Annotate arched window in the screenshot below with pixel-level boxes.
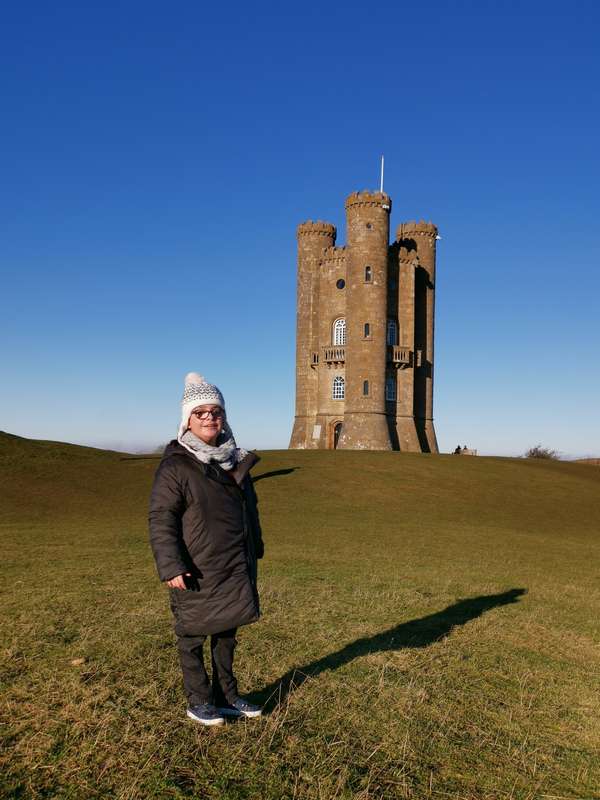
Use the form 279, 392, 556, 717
332, 376, 345, 400
333, 318, 346, 346
365, 265, 372, 282
387, 320, 398, 346
386, 377, 396, 401
363, 380, 369, 396
364, 322, 370, 338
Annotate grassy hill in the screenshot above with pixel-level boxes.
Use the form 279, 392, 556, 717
1, 433, 599, 799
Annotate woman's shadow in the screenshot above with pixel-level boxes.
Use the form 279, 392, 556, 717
252, 468, 297, 484
253, 588, 526, 710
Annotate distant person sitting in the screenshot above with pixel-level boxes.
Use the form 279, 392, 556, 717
454, 445, 462, 454
149, 372, 264, 726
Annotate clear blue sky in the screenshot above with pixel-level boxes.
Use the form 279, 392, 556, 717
2, 1, 599, 456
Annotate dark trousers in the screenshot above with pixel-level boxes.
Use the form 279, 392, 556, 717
175, 628, 238, 707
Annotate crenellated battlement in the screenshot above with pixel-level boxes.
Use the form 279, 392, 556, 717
297, 221, 337, 240
396, 220, 438, 239
322, 246, 347, 264
398, 248, 418, 264
345, 191, 392, 211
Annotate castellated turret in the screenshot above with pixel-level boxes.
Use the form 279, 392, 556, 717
289, 190, 439, 452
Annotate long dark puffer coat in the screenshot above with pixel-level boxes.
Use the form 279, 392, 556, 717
148, 440, 263, 636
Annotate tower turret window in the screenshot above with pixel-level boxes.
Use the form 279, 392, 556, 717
364, 266, 372, 282
387, 320, 398, 346
332, 376, 345, 400
363, 380, 369, 396
364, 322, 370, 338
332, 318, 346, 346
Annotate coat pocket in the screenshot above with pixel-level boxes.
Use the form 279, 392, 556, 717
168, 572, 259, 637
169, 586, 207, 637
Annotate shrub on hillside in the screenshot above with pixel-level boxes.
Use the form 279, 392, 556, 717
524, 444, 560, 460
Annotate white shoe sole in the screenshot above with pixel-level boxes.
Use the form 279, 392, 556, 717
186, 709, 225, 726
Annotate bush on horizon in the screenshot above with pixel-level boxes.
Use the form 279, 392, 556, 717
524, 444, 560, 460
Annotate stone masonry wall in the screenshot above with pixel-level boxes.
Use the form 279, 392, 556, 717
289, 194, 438, 453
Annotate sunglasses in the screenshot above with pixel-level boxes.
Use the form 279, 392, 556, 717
191, 408, 224, 420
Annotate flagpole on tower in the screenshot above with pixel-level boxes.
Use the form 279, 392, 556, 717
380, 154, 385, 193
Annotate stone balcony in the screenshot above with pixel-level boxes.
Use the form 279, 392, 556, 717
322, 346, 345, 366
388, 345, 411, 367
312, 344, 418, 368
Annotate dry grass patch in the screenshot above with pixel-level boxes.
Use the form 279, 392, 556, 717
1, 436, 599, 798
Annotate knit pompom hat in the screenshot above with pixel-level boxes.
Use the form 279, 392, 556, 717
178, 372, 226, 438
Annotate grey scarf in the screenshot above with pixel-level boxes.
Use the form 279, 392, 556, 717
179, 421, 248, 470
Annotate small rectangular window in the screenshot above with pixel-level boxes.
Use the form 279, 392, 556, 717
363, 380, 369, 396
386, 377, 396, 401
387, 320, 398, 346
364, 322, 370, 338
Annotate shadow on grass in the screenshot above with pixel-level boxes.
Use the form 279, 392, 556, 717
254, 588, 526, 710
252, 468, 298, 483
120, 455, 161, 461
118, 465, 299, 481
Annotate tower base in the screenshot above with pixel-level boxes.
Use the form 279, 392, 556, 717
289, 416, 322, 449
289, 416, 309, 449
394, 416, 422, 452
415, 418, 439, 454
337, 413, 392, 450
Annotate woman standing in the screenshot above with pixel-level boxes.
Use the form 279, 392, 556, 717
149, 372, 264, 726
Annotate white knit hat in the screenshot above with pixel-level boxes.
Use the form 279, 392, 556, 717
178, 372, 226, 437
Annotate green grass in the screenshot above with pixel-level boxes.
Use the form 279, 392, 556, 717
1, 430, 600, 799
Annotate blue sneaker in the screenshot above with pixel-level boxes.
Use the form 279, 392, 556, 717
218, 697, 263, 718
186, 703, 225, 726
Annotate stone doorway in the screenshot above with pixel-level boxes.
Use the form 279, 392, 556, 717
330, 420, 343, 449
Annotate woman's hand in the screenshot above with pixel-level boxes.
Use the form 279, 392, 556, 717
166, 572, 192, 589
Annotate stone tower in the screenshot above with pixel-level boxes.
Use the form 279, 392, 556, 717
289, 189, 439, 452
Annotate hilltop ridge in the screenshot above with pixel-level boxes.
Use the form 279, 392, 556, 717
0, 430, 131, 460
